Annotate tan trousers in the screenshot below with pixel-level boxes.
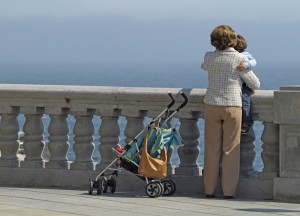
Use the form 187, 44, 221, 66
204, 104, 242, 196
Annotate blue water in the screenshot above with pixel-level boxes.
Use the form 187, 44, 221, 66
1, 61, 299, 171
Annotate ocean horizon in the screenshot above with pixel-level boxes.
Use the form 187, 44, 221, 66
1, 61, 299, 89
1, 61, 299, 171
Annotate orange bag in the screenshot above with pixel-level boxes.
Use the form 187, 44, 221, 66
138, 133, 167, 178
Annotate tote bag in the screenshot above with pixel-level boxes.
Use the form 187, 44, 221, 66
138, 133, 167, 178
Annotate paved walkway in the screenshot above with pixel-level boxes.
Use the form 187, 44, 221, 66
1, 187, 300, 216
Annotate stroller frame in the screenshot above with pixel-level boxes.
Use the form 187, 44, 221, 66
88, 91, 188, 197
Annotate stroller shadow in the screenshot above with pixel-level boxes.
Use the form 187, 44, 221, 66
80, 190, 206, 199
81, 191, 150, 198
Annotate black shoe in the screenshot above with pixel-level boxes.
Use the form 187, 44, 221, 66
241, 124, 252, 134
224, 195, 234, 199
206, 194, 215, 198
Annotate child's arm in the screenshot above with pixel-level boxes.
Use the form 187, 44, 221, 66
237, 52, 257, 72
245, 52, 257, 68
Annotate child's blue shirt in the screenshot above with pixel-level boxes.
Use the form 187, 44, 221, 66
242, 51, 257, 71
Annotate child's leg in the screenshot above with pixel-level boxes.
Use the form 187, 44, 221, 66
241, 84, 253, 133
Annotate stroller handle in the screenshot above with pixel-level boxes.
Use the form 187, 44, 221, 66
152, 91, 175, 122
167, 91, 175, 109
176, 91, 188, 112
163, 91, 189, 123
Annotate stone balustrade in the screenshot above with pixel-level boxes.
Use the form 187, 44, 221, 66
0, 84, 298, 202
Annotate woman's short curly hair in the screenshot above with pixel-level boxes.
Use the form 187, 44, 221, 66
210, 25, 237, 50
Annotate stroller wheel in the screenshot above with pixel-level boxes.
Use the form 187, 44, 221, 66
169, 180, 176, 195
109, 176, 117, 193
102, 177, 108, 193
97, 179, 102, 195
88, 179, 94, 195
157, 182, 164, 197
145, 182, 162, 198
161, 180, 176, 196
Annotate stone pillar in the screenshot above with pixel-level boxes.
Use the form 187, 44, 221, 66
259, 122, 279, 179
96, 116, 120, 170
0, 114, 20, 167
240, 127, 256, 178
70, 115, 95, 170
175, 118, 201, 176
273, 86, 300, 202
20, 114, 45, 168
46, 114, 70, 169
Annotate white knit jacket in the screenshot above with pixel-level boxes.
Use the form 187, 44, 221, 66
201, 47, 260, 107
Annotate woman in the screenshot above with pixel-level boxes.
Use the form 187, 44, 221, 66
201, 25, 260, 199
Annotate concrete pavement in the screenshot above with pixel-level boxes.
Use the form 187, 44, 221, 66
1, 187, 300, 216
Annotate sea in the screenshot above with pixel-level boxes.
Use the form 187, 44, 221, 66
1, 61, 299, 171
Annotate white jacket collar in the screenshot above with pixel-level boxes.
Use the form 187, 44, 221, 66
215, 47, 236, 52
224, 47, 236, 52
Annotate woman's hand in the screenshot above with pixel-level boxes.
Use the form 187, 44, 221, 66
236, 62, 246, 72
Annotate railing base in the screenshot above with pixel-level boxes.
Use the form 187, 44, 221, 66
0, 159, 19, 168
175, 166, 203, 176
274, 177, 300, 203
45, 161, 70, 169
0, 167, 274, 200
70, 162, 95, 170
170, 175, 273, 199
20, 160, 44, 169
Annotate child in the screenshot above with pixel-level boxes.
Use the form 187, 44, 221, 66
235, 35, 257, 134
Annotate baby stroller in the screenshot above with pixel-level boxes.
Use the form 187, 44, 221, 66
88, 91, 188, 198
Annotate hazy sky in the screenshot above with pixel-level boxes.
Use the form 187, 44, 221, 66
1, 0, 300, 22
0, 0, 300, 64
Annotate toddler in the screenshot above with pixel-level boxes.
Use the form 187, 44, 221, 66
235, 35, 257, 134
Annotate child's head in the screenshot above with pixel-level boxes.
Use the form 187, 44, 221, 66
235, 35, 247, 53
210, 25, 237, 50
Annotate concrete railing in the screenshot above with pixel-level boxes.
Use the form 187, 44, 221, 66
0, 84, 299, 202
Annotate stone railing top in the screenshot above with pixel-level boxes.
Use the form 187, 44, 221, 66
0, 84, 204, 100
279, 86, 300, 91
0, 84, 275, 120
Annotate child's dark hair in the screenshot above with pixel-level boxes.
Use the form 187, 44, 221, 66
235, 35, 247, 53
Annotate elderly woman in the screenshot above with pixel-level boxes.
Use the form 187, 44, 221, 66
201, 25, 260, 199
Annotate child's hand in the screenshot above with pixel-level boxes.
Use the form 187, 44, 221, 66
236, 62, 246, 72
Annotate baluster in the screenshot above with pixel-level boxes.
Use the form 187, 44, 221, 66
124, 116, 144, 144
167, 145, 175, 175
20, 114, 45, 168
70, 115, 95, 170
46, 114, 70, 169
240, 127, 256, 178
0, 114, 20, 167
259, 122, 279, 179
96, 116, 120, 170
175, 118, 201, 175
